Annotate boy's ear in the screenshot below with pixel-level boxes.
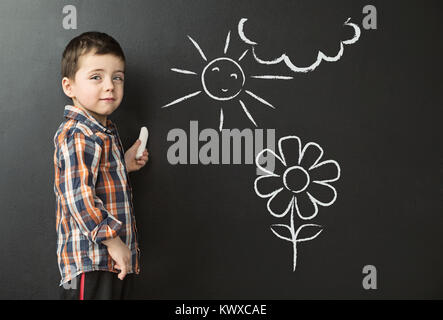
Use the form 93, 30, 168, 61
62, 77, 74, 98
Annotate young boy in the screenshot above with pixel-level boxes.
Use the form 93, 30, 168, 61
53, 32, 149, 300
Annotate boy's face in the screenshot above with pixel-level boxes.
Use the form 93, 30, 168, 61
62, 51, 125, 126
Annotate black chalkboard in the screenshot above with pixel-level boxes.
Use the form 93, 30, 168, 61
0, 0, 442, 299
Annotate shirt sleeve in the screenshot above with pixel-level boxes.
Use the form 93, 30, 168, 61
59, 130, 123, 244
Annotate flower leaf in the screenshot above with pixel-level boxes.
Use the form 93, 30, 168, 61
270, 224, 293, 242
294, 224, 323, 243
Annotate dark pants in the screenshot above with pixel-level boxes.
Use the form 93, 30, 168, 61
59, 271, 133, 300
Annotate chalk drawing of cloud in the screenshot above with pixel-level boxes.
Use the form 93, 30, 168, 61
238, 17, 361, 73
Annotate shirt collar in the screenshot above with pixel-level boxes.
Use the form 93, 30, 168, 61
64, 105, 116, 134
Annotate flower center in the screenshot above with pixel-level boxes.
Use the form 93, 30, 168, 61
283, 166, 310, 193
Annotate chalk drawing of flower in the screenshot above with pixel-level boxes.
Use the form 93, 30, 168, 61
254, 135, 341, 270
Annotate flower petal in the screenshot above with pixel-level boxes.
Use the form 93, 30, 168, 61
254, 174, 282, 198
266, 188, 294, 218
307, 181, 338, 206
278, 136, 301, 167
300, 142, 324, 170
255, 148, 285, 176
309, 160, 341, 183
294, 192, 319, 220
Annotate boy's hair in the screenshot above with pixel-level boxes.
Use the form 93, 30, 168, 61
61, 31, 125, 80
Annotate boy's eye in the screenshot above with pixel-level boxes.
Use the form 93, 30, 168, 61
89, 75, 124, 81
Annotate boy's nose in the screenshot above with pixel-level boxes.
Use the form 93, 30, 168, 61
104, 77, 115, 91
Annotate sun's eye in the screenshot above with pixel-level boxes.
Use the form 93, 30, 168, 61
230, 73, 238, 79
211, 67, 220, 72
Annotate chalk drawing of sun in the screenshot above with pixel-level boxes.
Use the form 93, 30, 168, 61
162, 30, 292, 131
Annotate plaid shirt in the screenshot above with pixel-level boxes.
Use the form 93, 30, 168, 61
53, 105, 140, 286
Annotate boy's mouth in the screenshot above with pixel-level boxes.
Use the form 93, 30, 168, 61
100, 98, 115, 101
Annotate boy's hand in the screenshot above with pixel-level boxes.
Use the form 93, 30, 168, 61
103, 236, 132, 280
125, 139, 149, 173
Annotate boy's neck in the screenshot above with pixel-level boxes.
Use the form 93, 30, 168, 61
75, 104, 107, 127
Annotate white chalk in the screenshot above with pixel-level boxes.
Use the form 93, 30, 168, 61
136, 127, 149, 159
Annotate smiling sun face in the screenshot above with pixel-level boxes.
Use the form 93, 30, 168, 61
202, 57, 246, 101
162, 30, 293, 131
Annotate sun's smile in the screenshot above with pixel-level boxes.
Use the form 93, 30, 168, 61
162, 30, 293, 131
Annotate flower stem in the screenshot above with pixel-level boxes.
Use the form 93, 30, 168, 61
289, 199, 297, 271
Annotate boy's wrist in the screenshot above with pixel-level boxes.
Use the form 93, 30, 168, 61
124, 158, 132, 173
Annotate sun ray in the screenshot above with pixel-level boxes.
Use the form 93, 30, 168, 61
171, 68, 198, 75
245, 90, 275, 109
187, 35, 207, 61
239, 100, 257, 127
162, 91, 202, 108
224, 31, 231, 55
219, 108, 224, 131
250, 75, 293, 80
238, 49, 249, 61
